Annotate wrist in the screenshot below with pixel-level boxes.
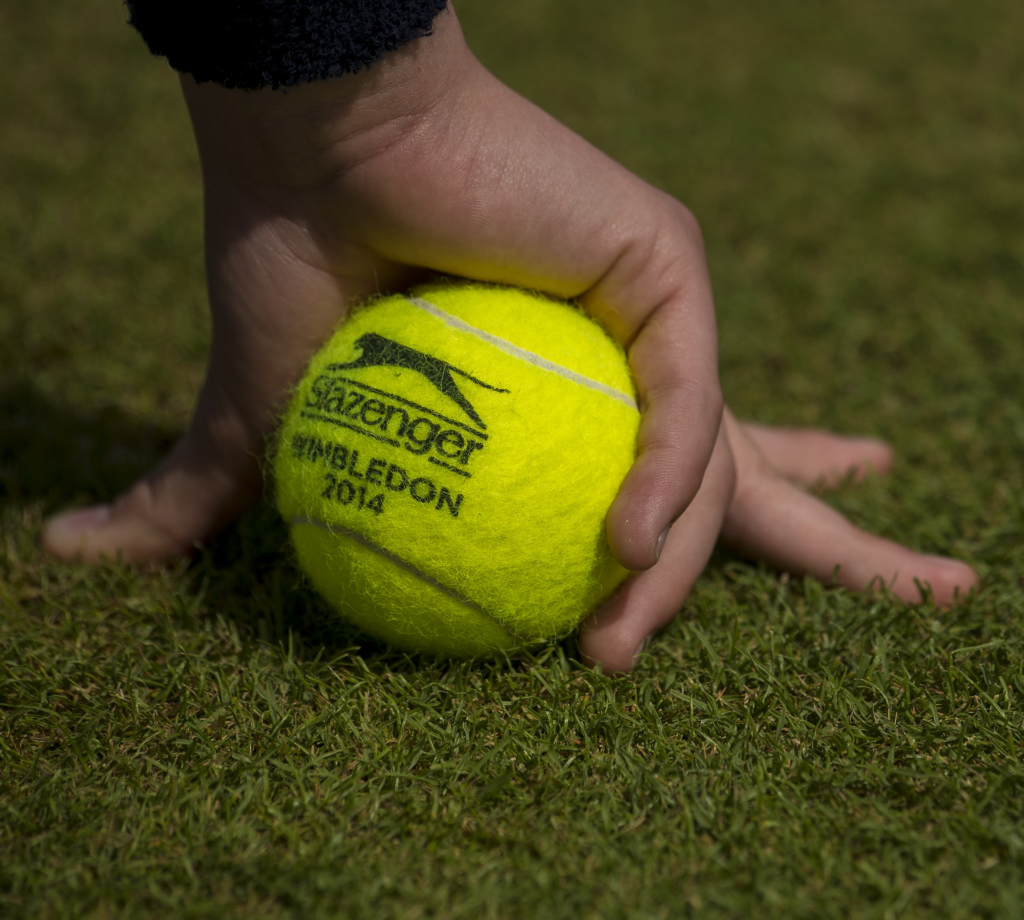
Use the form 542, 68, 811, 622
179, 5, 478, 190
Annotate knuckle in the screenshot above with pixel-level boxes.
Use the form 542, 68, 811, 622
656, 194, 704, 250
640, 375, 723, 430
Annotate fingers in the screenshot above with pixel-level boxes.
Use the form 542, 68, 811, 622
721, 411, 978, 605
592, 202, 723, 572
578, 419, 736, 674
578, 409, 977, 676
741, 422, 893, 488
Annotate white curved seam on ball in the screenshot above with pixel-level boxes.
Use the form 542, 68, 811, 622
290, 515, 521, 641
407, 296, 639, 412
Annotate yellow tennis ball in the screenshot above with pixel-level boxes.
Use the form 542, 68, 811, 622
275, 282, 640, 656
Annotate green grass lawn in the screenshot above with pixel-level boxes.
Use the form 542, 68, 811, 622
3, 0, 1024, 916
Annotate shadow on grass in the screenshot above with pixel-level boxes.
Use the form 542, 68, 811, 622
190, 499, 379, 659
0, 381, 180, 508
191, 502, 554, 678
0, 381, 333, 652
0, 381, 596, 675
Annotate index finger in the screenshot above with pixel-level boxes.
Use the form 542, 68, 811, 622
580, 198, 723, 571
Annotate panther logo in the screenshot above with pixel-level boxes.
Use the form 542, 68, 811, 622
328, 333, 509, 429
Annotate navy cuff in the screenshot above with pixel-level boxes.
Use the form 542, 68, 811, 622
126, 0, 449, 89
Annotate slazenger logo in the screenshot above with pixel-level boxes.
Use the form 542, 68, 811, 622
300, 332, 509, 478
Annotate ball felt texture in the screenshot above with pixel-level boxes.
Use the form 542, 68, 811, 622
275, 282, 641, 656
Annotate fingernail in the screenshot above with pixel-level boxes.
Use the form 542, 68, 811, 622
54, 504, 112, 535
634, 632, 655, 660
655, 525, 671, 561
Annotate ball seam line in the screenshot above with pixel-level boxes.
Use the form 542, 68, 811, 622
407, 296, 639, 411
290, 514, 522, 642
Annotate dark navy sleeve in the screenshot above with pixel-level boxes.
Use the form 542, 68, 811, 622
125, 0, 450, 90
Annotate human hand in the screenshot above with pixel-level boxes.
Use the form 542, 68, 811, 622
41, 6, 976, 675
578, 409, 979, 672
43, 4, 720, 575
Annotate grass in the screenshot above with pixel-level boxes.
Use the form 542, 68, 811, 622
2, 0, 1024, 916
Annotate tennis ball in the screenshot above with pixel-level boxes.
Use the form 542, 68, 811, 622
275, 281, 640, 657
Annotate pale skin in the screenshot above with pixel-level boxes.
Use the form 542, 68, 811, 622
42, 6, 977, 672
